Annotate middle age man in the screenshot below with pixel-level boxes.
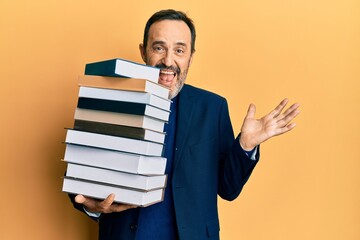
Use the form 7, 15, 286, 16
72, 9, 300, 240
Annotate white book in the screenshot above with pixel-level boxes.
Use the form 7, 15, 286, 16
78, 86, 171, 111
78, 75, 170, 99
74, 108, 166, 132
62, 177, 164, 207
64, 144, 166, 175
65, 129, 163, 156
84, 58, 160, 83
65, 163, 167, 191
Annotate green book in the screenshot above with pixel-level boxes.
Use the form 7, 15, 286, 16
85, 58, 160, 83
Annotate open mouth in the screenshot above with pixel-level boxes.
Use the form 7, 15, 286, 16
159, 69, 176, 84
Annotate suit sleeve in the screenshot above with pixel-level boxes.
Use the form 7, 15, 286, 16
217, 99, 260, 201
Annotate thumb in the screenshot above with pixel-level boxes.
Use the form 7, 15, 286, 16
102, 193, 116, 207
245, 103, 256, 119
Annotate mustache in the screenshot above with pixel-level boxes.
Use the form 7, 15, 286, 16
155, 64, 180, 75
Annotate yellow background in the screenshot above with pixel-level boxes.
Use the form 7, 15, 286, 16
1, 0, 359, 239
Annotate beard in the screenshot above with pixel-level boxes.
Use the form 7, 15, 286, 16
154, 63, 189, 99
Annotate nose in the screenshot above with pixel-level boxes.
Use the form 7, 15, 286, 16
161, 51, 173, 67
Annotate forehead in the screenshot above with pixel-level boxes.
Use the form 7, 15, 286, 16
148, 20, 191, 45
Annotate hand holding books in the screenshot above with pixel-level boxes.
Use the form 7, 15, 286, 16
75, 194, 137, 214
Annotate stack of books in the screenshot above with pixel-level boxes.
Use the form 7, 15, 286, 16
62, 58, 171, 207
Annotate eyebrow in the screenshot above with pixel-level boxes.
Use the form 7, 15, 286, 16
175, 42, 188, 48
152, 40, 188, 48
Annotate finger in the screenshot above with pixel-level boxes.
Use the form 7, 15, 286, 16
270, 98, 289, 118
277, 103, 300, 120
245, 103, 256, 119
75, 194, 86, 204
277, 107, 300, 127
273, 122, 297, 136
75, 195, 99, 213
111, 203, 138, 212
281, 122, 297, 134
100, 193, 116, 208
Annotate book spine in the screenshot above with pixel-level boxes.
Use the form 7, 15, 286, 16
73, 119, 165, 144
66, 163, 166, 191
84, 59, 118, 77
62, 177, 164, 206
64, 144, 166, 175
65, 129, 163, 156
78, 75, 169, 99
77, 97, 146, 115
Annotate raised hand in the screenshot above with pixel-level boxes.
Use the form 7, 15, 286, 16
75, 194, 137, 214
239, 98, 300, 150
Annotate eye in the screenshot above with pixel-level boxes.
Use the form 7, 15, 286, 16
176, 48, 185, 55
153, 45, 165, 53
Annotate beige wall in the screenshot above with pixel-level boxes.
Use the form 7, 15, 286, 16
1, 0, 359, 239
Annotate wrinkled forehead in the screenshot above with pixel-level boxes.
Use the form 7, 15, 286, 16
147, 20, 192, 47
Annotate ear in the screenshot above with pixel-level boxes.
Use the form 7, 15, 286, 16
139, 43, 146, 63
189, 52, 195, 66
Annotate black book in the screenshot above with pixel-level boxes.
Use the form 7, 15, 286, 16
78, 86, 171, 111
74, 119, 165, 144
77, 97, 169, 121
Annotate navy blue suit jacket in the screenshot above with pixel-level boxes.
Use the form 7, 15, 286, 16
70, 84, 259, 240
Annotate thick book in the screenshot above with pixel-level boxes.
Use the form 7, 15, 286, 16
65, 163, 167, 191
77, 97, 170, 121
84, 58, 160, 83
78, 75, 170, 99
62, 177, 164, 206
74, 108, 166, 132
64, 144, 166, 175
78, 86, 171, 111
74, 119, 165, 144
65, 129, 163, 156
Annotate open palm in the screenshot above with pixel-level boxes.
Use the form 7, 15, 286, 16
239, 99, 300, 150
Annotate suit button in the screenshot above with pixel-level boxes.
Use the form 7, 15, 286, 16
130, 224, 138, 230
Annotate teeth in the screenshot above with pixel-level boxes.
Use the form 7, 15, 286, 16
160, 70, 175, 75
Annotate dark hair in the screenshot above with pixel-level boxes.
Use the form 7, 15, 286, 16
143, 9, 196, 54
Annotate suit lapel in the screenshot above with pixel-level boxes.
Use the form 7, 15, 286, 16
173, 85, 196, 171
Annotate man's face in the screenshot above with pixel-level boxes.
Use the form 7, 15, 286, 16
140, 20, 194, 99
